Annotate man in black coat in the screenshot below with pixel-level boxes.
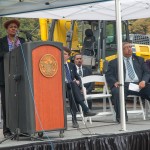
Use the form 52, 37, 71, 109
74, 54, 94, 109
0, 19, 25, 138
106, 42, 150, 123
63, 47, 96, 128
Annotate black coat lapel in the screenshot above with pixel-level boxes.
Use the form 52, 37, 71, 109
132, 56, 140, 79
68, 63, 73, 80
82, 67, 85, 76
3, 36, 9, 52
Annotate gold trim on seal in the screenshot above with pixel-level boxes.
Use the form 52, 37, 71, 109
39, 54, 58, 77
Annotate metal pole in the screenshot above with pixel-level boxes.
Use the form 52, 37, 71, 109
115, 0, 126, 131
67, 20, 75, 49
49, 19, 57, 41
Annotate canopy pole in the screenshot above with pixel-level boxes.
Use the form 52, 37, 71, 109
115, 0, 126, 131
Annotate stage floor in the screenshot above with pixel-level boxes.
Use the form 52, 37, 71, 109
0, 112, 150, 149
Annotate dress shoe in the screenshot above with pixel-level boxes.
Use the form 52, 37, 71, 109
4, 132, 13, 138
72, 120, 79, 128
84, 110, 96, 117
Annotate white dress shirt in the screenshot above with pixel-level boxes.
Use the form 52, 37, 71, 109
76, 65, 83, 77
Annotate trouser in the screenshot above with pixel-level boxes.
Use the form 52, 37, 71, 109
87, 100, 92, 109
111, 82, 150, 119
67, 81, 89, 120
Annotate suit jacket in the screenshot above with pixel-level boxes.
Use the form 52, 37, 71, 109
67, 62, 83, 89
105, 55, 150, 89
0, 36, 25, 85
67, 62, 81, 81
81, 65, 94, 94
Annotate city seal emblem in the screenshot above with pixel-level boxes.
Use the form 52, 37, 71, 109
39, 54, 58, 77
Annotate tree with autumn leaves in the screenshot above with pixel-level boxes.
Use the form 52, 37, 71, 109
129, 18, 150, 35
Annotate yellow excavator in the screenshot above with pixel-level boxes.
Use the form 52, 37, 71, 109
39, 18, 150, 73
39, 18, 80, 56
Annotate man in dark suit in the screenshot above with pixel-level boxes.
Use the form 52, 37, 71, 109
106, 42, 150, 123
63, 47, 96, 128
0, 19, 25, 138
74, 54, 94, 109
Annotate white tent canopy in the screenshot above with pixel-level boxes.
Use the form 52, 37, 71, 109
0, 0, 109, 17
3, 0, 150, 20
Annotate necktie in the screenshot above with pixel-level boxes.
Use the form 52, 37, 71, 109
64, 64, 72, 82
78, 67, 82, 77
126, 58, 135, 80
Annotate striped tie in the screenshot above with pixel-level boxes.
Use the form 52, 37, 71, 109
126, 58, 135, 80
78, 67, 82, 77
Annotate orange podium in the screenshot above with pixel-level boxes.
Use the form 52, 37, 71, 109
4, 41, 66, 134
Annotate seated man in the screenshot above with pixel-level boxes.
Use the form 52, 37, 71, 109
63, 46, 96, 128
74, 54, 94, 109
105, 42, 150, 123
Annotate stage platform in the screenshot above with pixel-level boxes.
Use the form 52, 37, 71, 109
0, 112, 150, 150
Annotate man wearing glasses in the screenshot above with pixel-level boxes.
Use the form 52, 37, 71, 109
106, 42, 150, 123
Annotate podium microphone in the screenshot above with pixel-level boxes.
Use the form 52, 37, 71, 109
20, 30, 33, 41
19, 30, 26, 33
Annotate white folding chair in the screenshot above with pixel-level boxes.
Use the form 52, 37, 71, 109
80, 75, 115, 124
144, 99, 150, 119
127, 95, 145, 120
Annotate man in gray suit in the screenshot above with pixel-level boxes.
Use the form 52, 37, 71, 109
106, 42, 150, 123
74, 54, 94, 109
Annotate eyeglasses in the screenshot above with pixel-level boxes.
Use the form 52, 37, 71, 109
123, 45, 132, 49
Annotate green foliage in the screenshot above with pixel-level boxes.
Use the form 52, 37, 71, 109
1, 17, 150, 43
